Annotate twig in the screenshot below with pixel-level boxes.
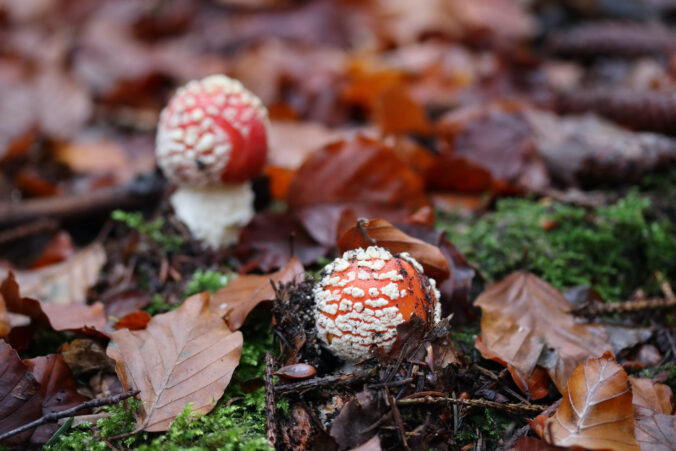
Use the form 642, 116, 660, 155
275, 368, 377, 395
0, 218, 59, 245
0, 390, 140, 441
572, 296, 676, 316
397, 395, 546, 414
385, 386, 410, 451
264, 353, 277, 448
356, 218, 377, 245
0, 174, 164, 227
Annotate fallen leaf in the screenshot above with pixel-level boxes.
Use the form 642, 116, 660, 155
330, 390, 381, 449
513, 437, 576, 450
29, 231, 75, 269
42, 302, 107, 332
53, 139, 131, 182
1, 243, 106, 305
114, 311, 152, 331
634, 413, 676, 451
107, 292, 243, 431
60, 338, 115, 377
350, 435, 382, 451
287, 136, 428, 211
432, 104, 549, 194
268, 120, 343, 170
24, 354, 89, 443
0, 291, 10, 337
337, 218, 450, 282
235, 212, 327, 272
475, 272, 612, 394
630, 377, 673, 415
540, 352, 638, 450
212, 257, 305, 330
374, 84, 431, 135
0, 341, 43, 446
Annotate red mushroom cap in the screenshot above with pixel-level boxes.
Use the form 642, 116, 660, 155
156, 75, 268, 186
314, 246, 440, 362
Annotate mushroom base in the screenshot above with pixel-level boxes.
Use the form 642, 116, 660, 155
170, 183, 254, 249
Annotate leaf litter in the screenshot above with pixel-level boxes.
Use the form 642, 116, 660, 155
1, 0, 676, 449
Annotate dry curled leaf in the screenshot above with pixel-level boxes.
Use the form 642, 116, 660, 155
107, 292, 243, 431
0, 341, 42, 446
1, 243, 106, 305
539, 352, 638, 451
337, 218, 450, 282
211, 257, 304, 330
475, 272, 612, 395
630, 377, 673, 415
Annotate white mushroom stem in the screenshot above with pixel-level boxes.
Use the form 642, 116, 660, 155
170, 183, 254, 249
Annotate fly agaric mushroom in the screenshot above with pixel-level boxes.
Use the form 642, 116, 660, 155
155, 74, 268, 248
314, 246, 440, 363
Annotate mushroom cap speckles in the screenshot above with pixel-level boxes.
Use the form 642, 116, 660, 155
314, 246, 441, 363
156, 74, 269, 186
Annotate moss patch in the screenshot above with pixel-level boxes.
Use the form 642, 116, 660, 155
439, 191, 676, 301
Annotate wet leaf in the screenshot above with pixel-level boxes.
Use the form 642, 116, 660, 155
287, 136, 428, 211
540, 352, 638, 450
475, 272, 612, 394
211, 257, 304, 330
0, 341, 42, 446
107, 292, 243, 431
24, 354, 88, 443
337, 218, 450, 281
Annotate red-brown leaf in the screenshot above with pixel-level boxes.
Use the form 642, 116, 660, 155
540, 352, 638, 450
211, 258, 305, 330
114, 311, 152, 331
287, 136, 428, 211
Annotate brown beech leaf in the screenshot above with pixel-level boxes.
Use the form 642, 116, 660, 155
42, 302, 107, 332
432, 105, 549, 194
330, 390, 381, 450
630, 377, 673, 415
1, 243, 106, 305
287, 136, 428, 211
268, 120, 343, 170
337, 218, 449, 282
541, 352, 638, 450
0, 341, 42, 446
29, 231, 75, 269
24, 354, 88, 443
475, 272, 612, 394
634, 413, 676, 451
513, 437, 576, 451
107, 292, 243, 432
212, 258, 304, 330
0, 292, 10, 337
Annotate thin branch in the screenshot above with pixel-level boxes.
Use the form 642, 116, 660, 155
356, 218, 377, 245
385, 386, 410, 451
0, 390, 140, 441
275, 368, 377, 395
264, 353, 277, 448
397, 395, 546, 414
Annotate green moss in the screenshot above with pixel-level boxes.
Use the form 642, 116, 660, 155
439, 191, 676, 301
184, 270, 232, 297
456, 408, 514, 449
51, 315, 274, 450
112, 210, 183, 253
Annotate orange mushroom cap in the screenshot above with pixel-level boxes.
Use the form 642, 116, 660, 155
314, 246, 440, 362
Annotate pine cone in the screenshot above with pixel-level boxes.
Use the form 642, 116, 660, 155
548, 22, 676, 59
557, 88, 676, 134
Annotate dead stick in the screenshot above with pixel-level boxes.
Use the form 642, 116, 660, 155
385, 386, 410, 451
572, 296, 676, 315
356, 218, 377, 245
0, 390, 140, 441
0, 218, 59, 245
0, 175, 164, 227
275, 368, 377, 395
397, 396, 545, 414
264, 353, 277, 448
